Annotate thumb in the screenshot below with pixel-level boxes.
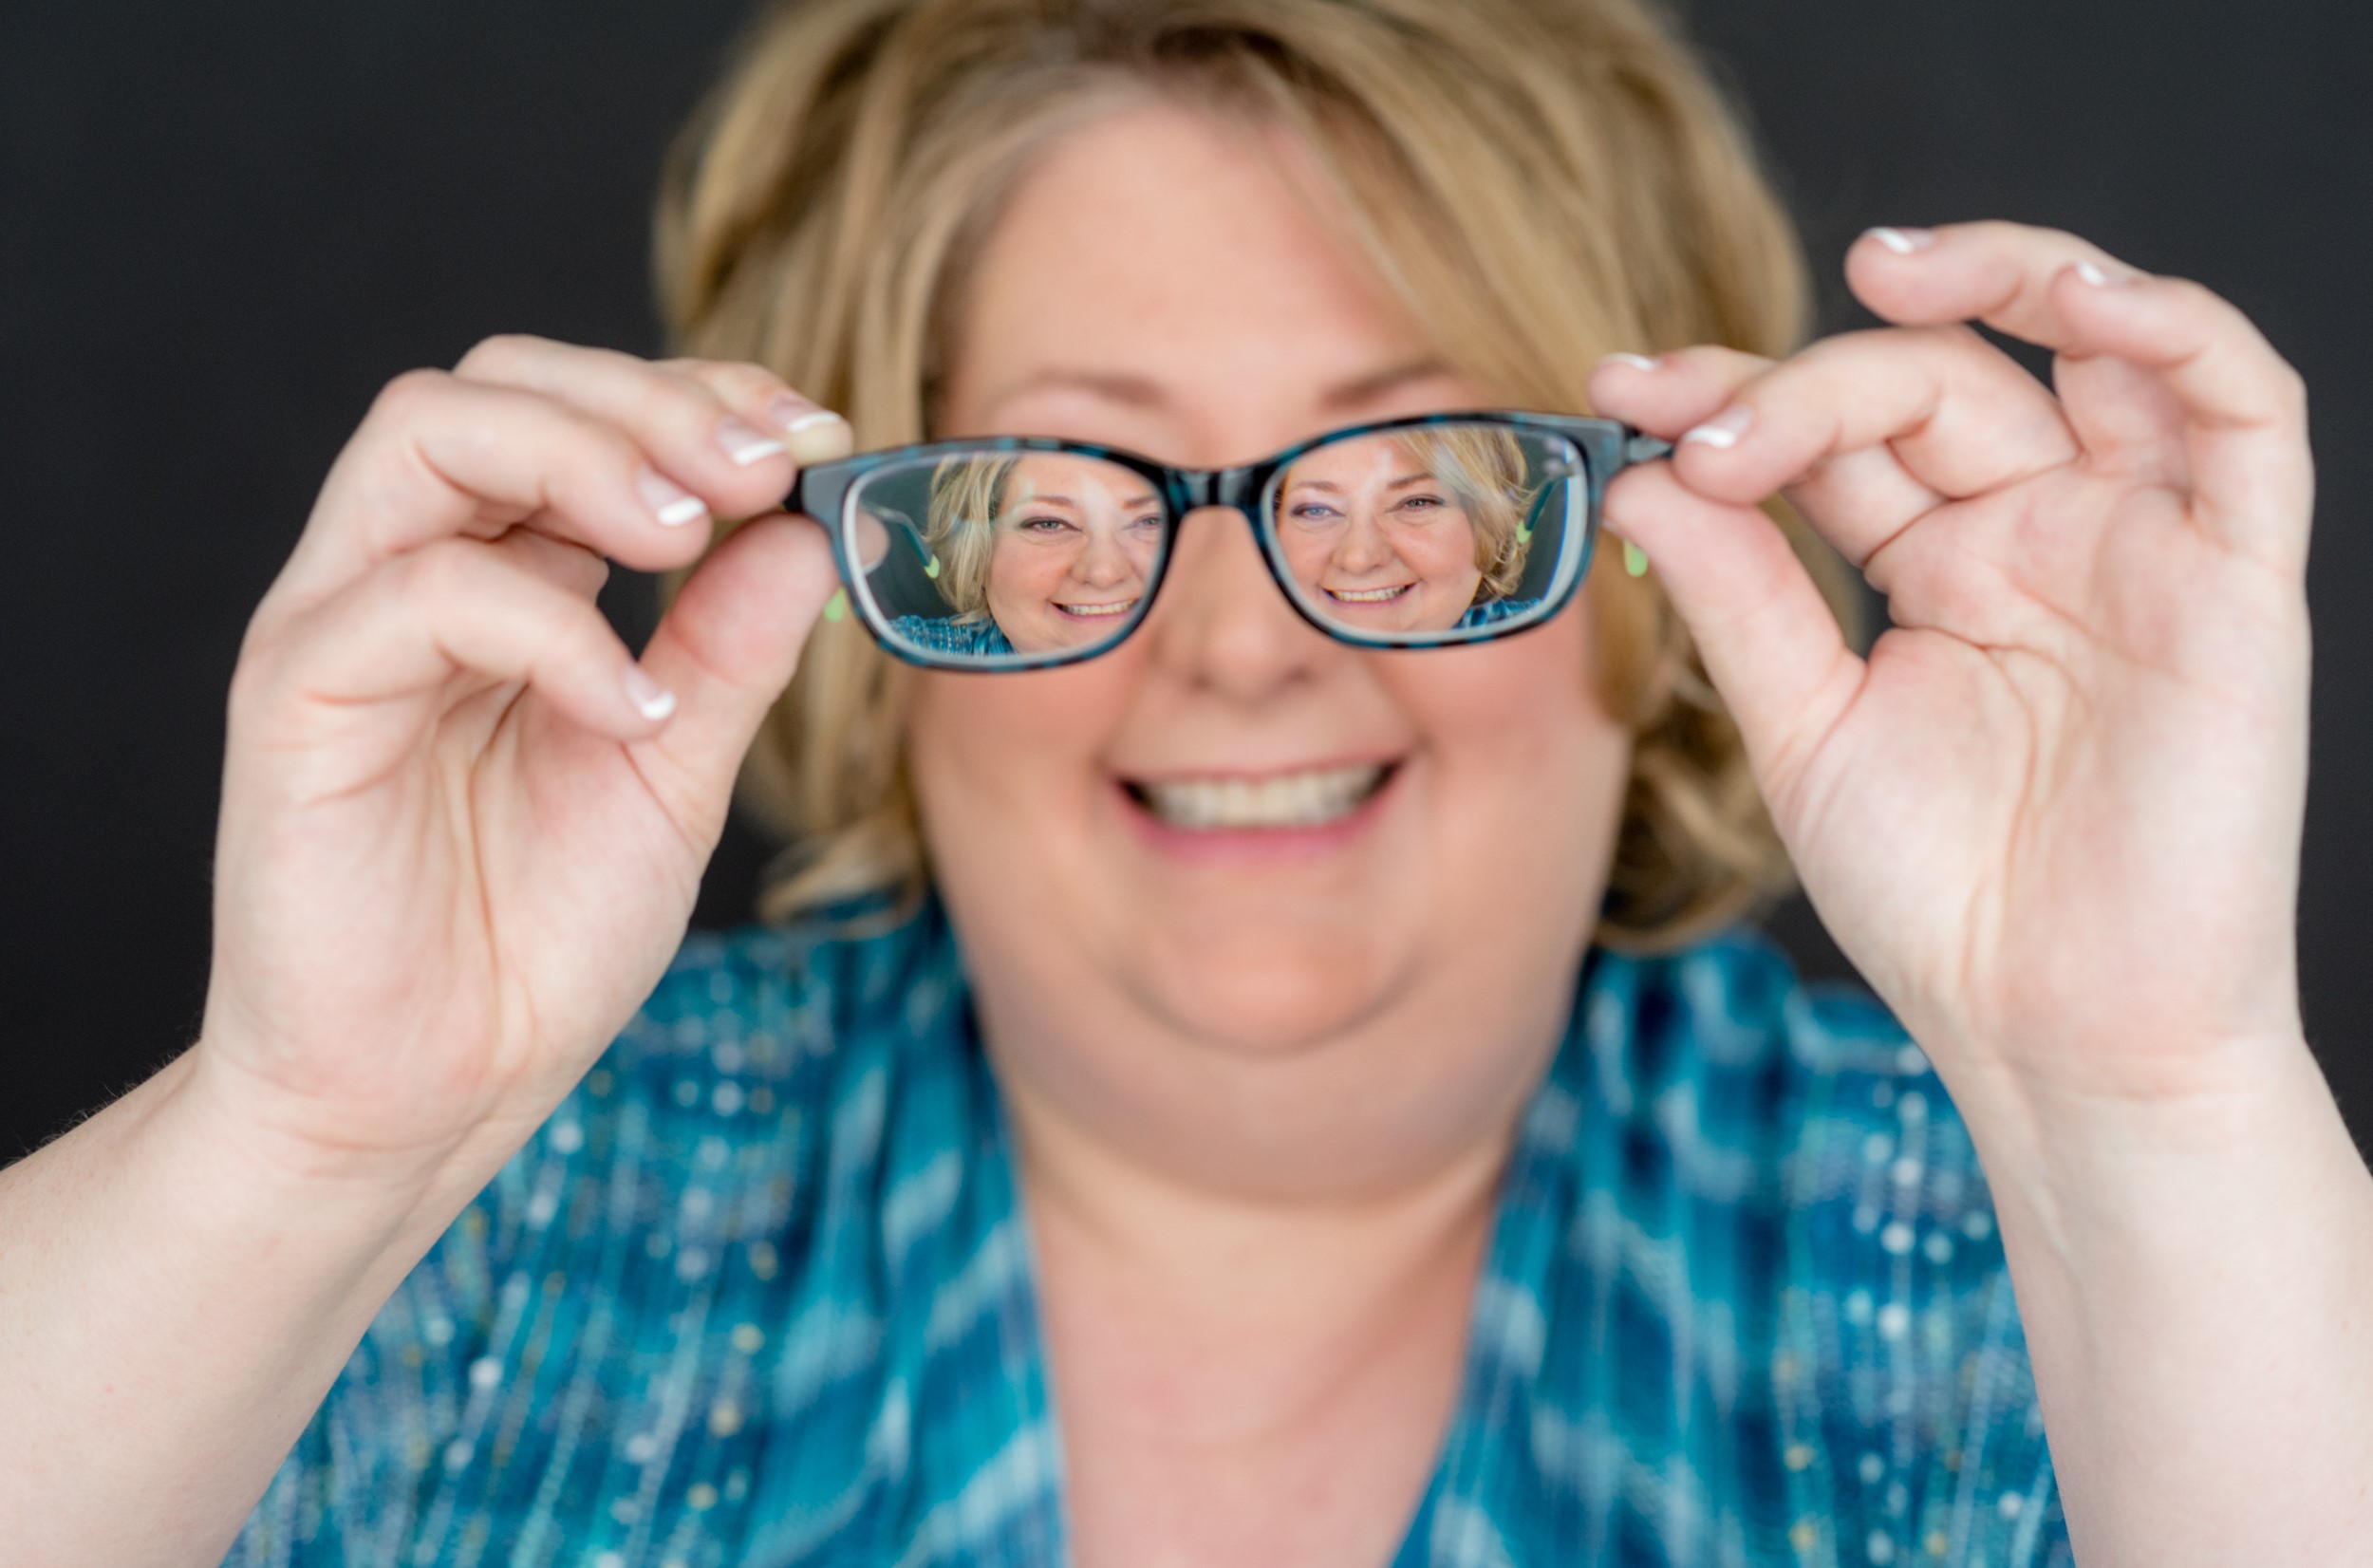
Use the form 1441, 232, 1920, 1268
1602, 463, 1861, 785
629, 511, 839, 827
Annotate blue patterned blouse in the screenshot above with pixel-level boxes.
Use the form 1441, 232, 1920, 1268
228, 902, 2070, 1567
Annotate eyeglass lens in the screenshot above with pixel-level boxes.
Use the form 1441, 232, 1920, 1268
841, 422, 1591, 668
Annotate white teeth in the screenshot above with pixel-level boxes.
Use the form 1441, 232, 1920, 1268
1138, 764, 1387, 830
1057, 599, 1136, 617
1327, 585, 1408, 604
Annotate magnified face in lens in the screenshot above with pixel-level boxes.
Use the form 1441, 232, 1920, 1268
921, 452, 1165, 655
1274, 426, 1534, 636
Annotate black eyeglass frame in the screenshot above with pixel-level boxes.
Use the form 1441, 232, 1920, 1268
792, 409, 1672, 673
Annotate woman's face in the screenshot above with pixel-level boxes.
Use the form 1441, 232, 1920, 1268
983, 452, 1165, 652
912, 104, 1633, 1195
1275, 435, 1485, 633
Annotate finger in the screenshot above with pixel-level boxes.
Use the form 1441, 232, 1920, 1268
1783, 447, 1947, 568
1601, 461, 1860, 784
1663, 326, 2081, 565
1595, 343, 1952, 567
1851, 225, 2312, 565
627, 511, 842, 818
272, 371, 724, 613
1586, 345, 1770, 438
491, 527, 609, 602
656, 357, 855, 468
2044, 266, 2313, 566
253, 538, 675, 760
453, 336, 836, 515
1841, 220, 2127, 351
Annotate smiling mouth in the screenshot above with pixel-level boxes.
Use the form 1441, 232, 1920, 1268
1324, 584, 1411, 605
1056, 598, 1138, 618
1124, 762, 1392, 831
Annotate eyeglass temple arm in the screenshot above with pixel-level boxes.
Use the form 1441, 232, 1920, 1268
1622, 431, 1673, 466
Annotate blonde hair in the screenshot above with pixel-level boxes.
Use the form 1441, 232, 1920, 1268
659, 0, 1848, 949
1393, 426, 1531, 603
924, 454, 1018, 620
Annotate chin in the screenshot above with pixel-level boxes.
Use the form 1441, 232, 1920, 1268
1123, 911, 1414, 1057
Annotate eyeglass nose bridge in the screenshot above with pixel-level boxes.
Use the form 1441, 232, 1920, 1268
1173, 465, 1261, 516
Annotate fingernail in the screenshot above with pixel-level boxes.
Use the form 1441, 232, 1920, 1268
2075, 259, 2134, 288
769, 397, 853, 464
716, 416, 786, 467
636, 467, 708, 528
1867, 226, 1937, 255
1622, 540, 1651, 577
1599, 352, 1662, 373
1679, 405, 1753, 451
622, 663, 676, 721
767, 393, 820, 430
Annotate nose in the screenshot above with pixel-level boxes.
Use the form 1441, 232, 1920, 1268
1073, 521, 1135, 589
1141, 505, 1336, 702
1336, 509, 1394, 576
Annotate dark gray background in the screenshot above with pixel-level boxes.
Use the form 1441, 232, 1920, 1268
4, 0, 2366, 1158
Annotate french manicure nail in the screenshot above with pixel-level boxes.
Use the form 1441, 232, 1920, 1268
1867, 226, 1938, 255
622, 663, 676, 721
787, 412, 853, 465
1680, 405, 1753, 451
2075, 259, 2133, 288
636, 467, 709, 528
1600, 352, 1662, 373
769, 395, 854, 460
717, 416, 787, 467
766, 393, 820, 429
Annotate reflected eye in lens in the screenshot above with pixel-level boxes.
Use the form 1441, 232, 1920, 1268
843, 449, 1168, 667
1262, 422, 1589, 644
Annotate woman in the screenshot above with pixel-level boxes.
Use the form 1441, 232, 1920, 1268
4, 0, 2366, 1565
889, 451, 1166, 657
1274, 426, 1539, 634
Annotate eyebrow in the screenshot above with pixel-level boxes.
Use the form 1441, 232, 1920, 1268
1317, 358, 1457, 413
1283, 472, 1435, 494
1010, 491, 1164, 510
989, 368, 1167, 409
985, 356, 1459, 421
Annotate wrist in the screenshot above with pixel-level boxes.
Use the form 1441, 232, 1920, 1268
1943, 1030, 2364, 1267
166, 1042, 494, 1248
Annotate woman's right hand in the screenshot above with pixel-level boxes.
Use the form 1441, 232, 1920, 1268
192, 336, 846, 1189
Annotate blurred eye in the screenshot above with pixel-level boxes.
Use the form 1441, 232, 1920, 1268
1394, 492, 1448, 514
1128, 512, 1163, 532
1016, 513, 1075, 533
1287, 501, 1343, 526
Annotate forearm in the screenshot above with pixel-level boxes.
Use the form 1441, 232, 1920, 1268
1960, 1038, 2373, 1568
0, 1049, 487, 1567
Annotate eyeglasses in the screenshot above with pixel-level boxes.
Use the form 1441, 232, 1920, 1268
793, 410, 1671, 672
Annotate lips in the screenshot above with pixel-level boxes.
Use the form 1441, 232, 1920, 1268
1124, 762, 1392, 830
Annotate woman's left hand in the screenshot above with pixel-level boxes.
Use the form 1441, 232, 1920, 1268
1589, 220, 2312, 1129
1592, 218, 2373, 1568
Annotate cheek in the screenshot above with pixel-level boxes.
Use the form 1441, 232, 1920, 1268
907, 656, 1134, 878
1389, 608, 1631, 889
1276, 525, 1325, 570
988, 538, 1053, 601
1389, 518, 1467, 574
